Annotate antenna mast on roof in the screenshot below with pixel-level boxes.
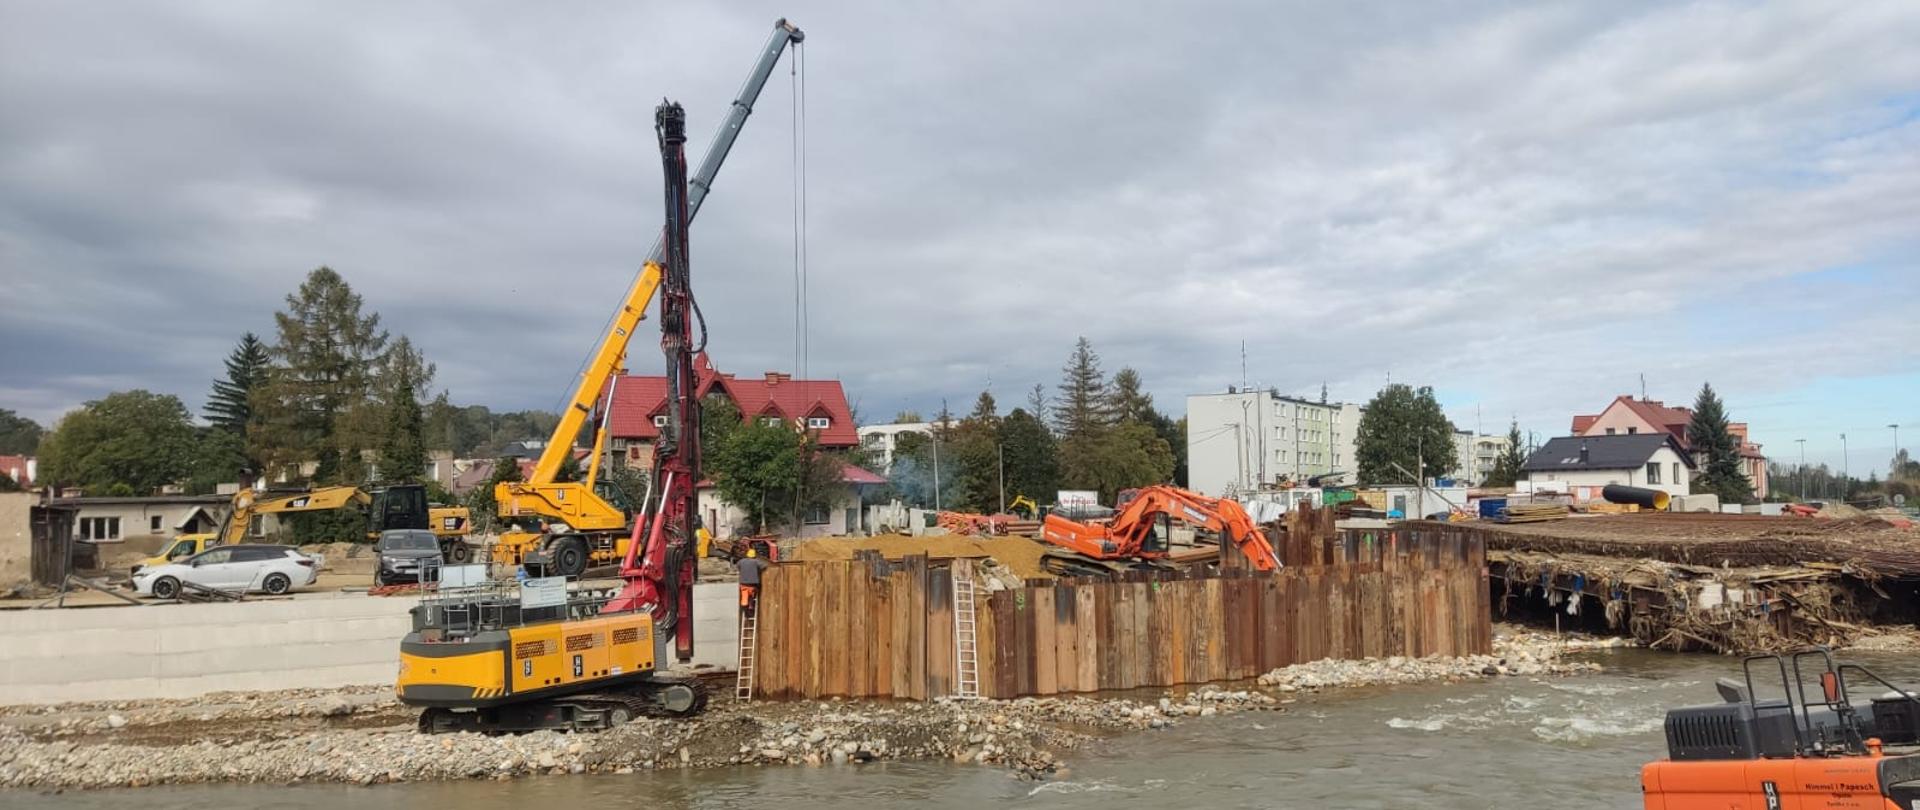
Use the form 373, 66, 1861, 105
1639, 373, 1646, 400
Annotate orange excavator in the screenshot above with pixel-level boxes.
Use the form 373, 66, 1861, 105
1038, 484, 1280, 577
1641, 648, 1919, 809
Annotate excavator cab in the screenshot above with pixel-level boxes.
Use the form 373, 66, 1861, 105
367, 484, 432, 535
1140, 513, 1172, 556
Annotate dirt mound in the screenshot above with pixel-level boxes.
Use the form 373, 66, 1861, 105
788, 534, 1055, 580
298, 542, 372, 573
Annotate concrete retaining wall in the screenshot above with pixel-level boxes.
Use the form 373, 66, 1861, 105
0, 583, 739, 705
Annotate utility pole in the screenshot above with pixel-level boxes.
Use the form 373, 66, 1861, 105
1795, 438, 1806, 501
997, 442, 1005, 515
931, 429, 942, 512
1892, 424, 1902, 478
1840, 433, 1849, 500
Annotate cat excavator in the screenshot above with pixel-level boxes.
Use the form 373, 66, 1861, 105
1038, 484, 1281, 577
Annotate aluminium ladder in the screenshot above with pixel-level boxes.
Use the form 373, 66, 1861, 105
952, 563, 981, 699
735, 608, 759, 701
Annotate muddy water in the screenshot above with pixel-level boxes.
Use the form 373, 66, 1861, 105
16, 649, 1918, 810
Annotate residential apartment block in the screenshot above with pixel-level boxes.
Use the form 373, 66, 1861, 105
1187, 390, 1363, 496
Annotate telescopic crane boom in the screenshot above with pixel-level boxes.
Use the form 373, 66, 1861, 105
491, 18, 804, 580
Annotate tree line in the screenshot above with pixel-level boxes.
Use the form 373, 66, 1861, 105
872, 337, 1186, 512
28, 268, 555, 500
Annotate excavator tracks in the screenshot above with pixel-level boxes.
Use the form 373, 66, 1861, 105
416, 676, 710, 735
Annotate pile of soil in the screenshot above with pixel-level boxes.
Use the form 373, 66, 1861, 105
788, 534, 1056, 580
297, 542, 372, 574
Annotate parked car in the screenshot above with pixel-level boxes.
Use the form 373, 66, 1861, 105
374, 529, 444, 586
131, 544, 320, 599
130, 534, 224, 576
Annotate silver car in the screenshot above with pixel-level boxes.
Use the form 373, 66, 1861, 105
131, 544, 321, 599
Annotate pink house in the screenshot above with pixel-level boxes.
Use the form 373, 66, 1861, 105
1570, 396, 1767, 498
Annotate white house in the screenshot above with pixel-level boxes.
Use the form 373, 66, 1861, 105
1521, 434, 1693, 501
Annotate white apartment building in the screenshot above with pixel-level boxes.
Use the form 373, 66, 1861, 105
1187, 390, 1363, 497
855, 422, 933, 474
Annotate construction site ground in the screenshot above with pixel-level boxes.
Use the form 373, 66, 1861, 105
1448, 512, 1920, 576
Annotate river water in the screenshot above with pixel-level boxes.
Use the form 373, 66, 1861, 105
17, 649, 1918, 810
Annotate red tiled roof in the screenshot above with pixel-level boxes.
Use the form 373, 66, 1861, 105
607, 353, 858, 447
1570, 415, 1597, 434
1573, 396, 1692, 447
839, 461, 886, 486
0, 455, 30, 485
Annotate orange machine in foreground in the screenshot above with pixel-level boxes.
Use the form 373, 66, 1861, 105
1039, 485, 1279, 576
1641, 649, 1919, 809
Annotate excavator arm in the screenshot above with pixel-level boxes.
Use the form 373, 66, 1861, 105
220, 486, 371, 545
1040, 485, 1280, 572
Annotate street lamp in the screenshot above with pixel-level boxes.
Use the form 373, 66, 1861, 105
1892, 424, 1902, 478
1795, 438, 1806, 501
1840, 433, 1849, 499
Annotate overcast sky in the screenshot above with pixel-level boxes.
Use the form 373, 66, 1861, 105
2, 1, 1916, 475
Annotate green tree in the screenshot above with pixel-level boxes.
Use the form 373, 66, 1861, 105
376, 337, 432, 483
1024, 383, 1050, 429
708, 420, 845, 532
887, 427, 955, 508
465, 456, 524, 532
1482, 421, 1527, 488
1353, 384, 1458, 484
1055, 337, 1115, 494
700, 396, 744, 454
999, 407, 1058, 506
891, 410, 923, 424
0, 408, 46, 455
1687, 383, 1754, 503
949, 391, 1004, 513
1110, 367, 1184, 489
203, 333, 270, 436
254, 267, 390, 484
184, 426, 250, 494
38, 391, 199, 494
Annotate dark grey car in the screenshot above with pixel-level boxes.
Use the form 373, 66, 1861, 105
375, 529, 443, 586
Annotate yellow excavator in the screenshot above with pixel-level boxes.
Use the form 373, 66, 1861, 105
398, 19, 803, 734
132, 484, 473, 574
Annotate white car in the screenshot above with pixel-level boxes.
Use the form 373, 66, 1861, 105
131, 543, 321, 599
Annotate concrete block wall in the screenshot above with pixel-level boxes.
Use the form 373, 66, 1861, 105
0, 582, 740, 705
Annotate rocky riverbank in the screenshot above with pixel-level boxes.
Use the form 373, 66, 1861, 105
1256, 630, 1619, 691
0, 629, 1615, 791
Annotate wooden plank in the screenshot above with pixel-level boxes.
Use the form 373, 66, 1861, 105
829, 562, 850, 698
1033, 586, 1057, 696
994, 591, 1018, 698
1128, 579, 1144, 687
1053, 583, 1078, 695
890, 568, 910, 698
908, 556, 928, 701
926, 565, 952, 699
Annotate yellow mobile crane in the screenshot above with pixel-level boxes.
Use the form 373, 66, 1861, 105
490, 18, 806, 579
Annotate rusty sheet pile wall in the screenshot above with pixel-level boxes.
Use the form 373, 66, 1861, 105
754, 523, 1489, 701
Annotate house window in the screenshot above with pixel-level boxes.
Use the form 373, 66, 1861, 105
1605, 428, 1616, 435
803, 502, 830, 525
807, 416, 830, 429
79, 516, 121, 541
761, 417, 783, 427
1646, 462, 1661, 484
1673, 462, 1682, 483
653, 415, 668, 427
1627, 427, 1638, 435
610, 438, 628, 451
150, 515, 162, 533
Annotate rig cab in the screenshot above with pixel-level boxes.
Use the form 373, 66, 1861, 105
1642, 648, 1920, 809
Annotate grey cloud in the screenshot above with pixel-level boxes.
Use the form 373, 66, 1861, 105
2, 1, 1916, 470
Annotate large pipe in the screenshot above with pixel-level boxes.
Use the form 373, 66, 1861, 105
1603, 484, 1670, 511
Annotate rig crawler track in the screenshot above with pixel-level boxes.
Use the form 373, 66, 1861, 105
417, 676, 709, 734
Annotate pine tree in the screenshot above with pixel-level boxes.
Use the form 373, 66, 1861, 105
951, 391, 1004, 512
1025, 384, 1050, 430
1687, 383, 1753, 503
204, 333, 269, 435
1054, 337, 1110, 438
254, 268, 390, 484
1110, 368, 1154, 424
1484, 420, 1526, 488
377, 337, 432, 483
999, 407, 1058, 506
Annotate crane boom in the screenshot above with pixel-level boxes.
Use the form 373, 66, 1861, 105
520, 17, 804, 490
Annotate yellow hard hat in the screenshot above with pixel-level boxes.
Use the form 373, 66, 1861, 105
745, 548, 757, 558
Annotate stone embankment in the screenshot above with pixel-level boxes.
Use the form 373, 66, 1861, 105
0, 629, 1616, 791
